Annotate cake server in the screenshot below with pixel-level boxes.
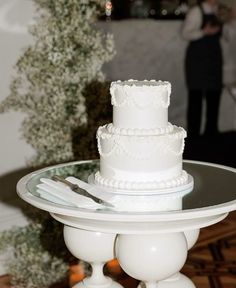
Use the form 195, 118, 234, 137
37, 188, 76, 207
51, 175, 114, 208
37, 180, 103, 209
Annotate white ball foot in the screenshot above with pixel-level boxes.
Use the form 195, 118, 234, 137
139, 273, 196, 288
184, 229, 200, 250
63, 226, 123, 288
116, 233, 188, 288
156, 273, 196, 288
137, 230, 200, 288
73, 277, 122, 288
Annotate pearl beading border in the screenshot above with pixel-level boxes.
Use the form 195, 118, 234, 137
106, 123, 174, 136
94, 170, 188, 191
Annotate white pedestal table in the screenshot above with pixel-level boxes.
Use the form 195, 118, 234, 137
17, 160, 236, 288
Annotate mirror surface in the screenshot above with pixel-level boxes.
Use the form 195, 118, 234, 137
25, 161, 236, 213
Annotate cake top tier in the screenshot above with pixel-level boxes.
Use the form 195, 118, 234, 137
110, 80, 171, 108
110, 80, 171, 130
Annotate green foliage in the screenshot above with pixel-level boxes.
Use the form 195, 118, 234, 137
0, 0, 115, 166
0, 0, 115, 287
0, 218, 68, 288
0, 160, 101, 287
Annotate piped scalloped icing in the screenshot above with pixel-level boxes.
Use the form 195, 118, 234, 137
106, 122, 174, 136
95, 170, 188, 191
97, 125, 186, 160
94, 79, 192, 194
110, 80, 171, 109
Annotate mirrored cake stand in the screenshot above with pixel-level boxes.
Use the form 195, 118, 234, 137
17, 160, 236, 288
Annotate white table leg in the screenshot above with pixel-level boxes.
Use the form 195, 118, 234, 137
184, 229, 200, 250
154, 229, 200, 288
63, 226, 123, 288
156, 273, 196, 288
115, 232, 195, 288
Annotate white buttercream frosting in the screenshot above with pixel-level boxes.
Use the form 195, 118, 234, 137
95, 79, 192, 197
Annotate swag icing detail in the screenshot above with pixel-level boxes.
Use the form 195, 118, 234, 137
97, 127, 186, 159
110, 80, 171, 109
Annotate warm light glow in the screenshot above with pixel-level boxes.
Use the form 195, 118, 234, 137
69, 263, 85, 287
105, 1, 112, 17
106, 2, 112, 10
106, 259, 123, 275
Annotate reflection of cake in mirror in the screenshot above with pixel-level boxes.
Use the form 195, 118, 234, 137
93, 80, 193, 211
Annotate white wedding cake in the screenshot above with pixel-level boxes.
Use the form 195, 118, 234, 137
91, 80, 193, 211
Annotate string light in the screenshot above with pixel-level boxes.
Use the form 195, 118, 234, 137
161, 9, 167, 16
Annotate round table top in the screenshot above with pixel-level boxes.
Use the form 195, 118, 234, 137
17, 160, 236, 233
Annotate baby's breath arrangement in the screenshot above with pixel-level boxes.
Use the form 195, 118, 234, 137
0, 218, 69, 288
0, 0, 115, 287
0, 160, 102, 287
0, 0, 115, 167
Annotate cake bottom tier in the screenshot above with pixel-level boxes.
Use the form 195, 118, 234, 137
94, 170, 188, 191
89, 172, 194, 212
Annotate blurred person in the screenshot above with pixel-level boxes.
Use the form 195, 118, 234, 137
182, 0, 233, 138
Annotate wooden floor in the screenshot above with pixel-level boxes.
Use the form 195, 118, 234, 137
183, 210, 236, 288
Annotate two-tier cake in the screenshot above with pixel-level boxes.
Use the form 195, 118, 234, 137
90, 80, 193, 211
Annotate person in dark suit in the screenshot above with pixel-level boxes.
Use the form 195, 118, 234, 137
182, 0, 223, 138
